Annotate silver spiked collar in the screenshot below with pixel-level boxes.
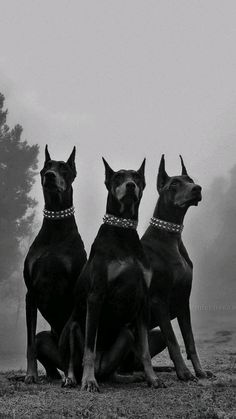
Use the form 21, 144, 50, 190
150, 217, 183, 234
43, 206, 75, 220
103, 214, 138, 230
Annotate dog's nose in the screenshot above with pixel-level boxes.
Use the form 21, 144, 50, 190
192, 185, 202, 193
126, 181, 136, 190
45, 171, 56, 181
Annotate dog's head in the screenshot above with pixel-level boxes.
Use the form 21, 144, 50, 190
102, 158, 146, 217
157, 155, 202, 210
40, 145, 76, 193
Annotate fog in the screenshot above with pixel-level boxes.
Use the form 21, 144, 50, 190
0, 0, 235, 369
189, 164, 236, 307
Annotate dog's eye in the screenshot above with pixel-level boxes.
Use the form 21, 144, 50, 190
170, 181, 179, 188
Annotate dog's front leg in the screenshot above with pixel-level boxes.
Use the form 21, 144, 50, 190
61, 320, 84, 388
156, 300, 196, 381
81, 293, 102, 392
177, 303, 213, 378
136, 318, 165, 388
25, 291, 38, 384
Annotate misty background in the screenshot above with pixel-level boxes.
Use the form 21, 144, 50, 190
0, 1, 235, 370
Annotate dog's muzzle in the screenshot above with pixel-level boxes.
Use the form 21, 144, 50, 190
43, 171, 66, 192
175, 185, 202, 208
115, 181, 140, 202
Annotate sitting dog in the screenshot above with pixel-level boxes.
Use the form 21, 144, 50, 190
141, 155, 212, 380
60, 158, 164, 392
24, 146, 87, 383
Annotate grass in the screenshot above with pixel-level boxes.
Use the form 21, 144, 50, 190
0, 340, 235, 419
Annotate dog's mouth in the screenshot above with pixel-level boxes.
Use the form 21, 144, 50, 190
43, 178, 64, 193
177, 193, 202, 208
121, 190, 139, 203
43, 179, 57, 189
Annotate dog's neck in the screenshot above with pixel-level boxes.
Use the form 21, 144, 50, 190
105, 192, 140, 221
42, 186, 77, 230
43, 186, 73, 212
154, 196, 188, 225
150, 197, 188, 235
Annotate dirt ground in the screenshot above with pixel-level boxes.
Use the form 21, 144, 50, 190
0, 327, 235, 419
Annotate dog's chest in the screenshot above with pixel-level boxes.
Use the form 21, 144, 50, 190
107, 257, 152, 288
172, 254, 192, 288
27, 244, 73, 279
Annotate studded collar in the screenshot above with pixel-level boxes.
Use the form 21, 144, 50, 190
150, 216, 183, 234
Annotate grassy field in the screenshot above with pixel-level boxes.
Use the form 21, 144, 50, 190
0, 311, 235, 418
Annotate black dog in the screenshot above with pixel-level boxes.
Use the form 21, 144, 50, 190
60, 158, 164, 392
24, 146, 87, 383
141, 155, 212, 380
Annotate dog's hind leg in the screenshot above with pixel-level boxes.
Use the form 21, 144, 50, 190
36, 331, 62, 381
25, 292, 38, 384
119, 329, 172, 374
177, 302, 213, 379
149, 328, 167, 357
97, 327, 135, 380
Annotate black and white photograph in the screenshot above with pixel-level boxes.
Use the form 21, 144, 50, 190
0, 1, 235, 417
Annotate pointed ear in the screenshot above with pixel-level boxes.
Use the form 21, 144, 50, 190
157, 154, 169, 192
45, 145, 51, 163
137, 158, 146, 188
137, 158, 146, 177
102, 157, 114, 189
67, 146, 77, 177
179, 155, 188, 176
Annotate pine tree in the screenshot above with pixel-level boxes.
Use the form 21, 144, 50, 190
0, 93, 39, 282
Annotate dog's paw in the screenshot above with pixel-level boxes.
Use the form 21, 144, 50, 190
24, 374, 38, 384
148, 377, 166, 388
177, 368, 197, 382
196, 369, 215, 379
81, 378, 99, 393
61, 377, 77, 388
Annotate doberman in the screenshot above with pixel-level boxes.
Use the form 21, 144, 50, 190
141, 155, 212, 380
59, 158, 165, 392
24, 146, 87, 384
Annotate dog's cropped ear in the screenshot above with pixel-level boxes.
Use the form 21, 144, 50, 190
157, 154, 169, 192
67, 146, 77, 177
179, 155, 188, 176
102, 157, 114, 189
45, 145, 51, 163
137, 158, 146, 188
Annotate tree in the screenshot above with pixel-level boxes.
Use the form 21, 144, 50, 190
0, 93, 39, 283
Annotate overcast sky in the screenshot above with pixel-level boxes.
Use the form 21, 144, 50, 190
1, 0, 236, 249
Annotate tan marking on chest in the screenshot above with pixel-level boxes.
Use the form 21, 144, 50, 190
107, 258, 152, 288
107, 258, 134, 282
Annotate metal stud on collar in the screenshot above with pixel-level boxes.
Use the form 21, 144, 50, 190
150, 217, 183, 234
103, 214, 138, 229
43, 206, 75, 220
